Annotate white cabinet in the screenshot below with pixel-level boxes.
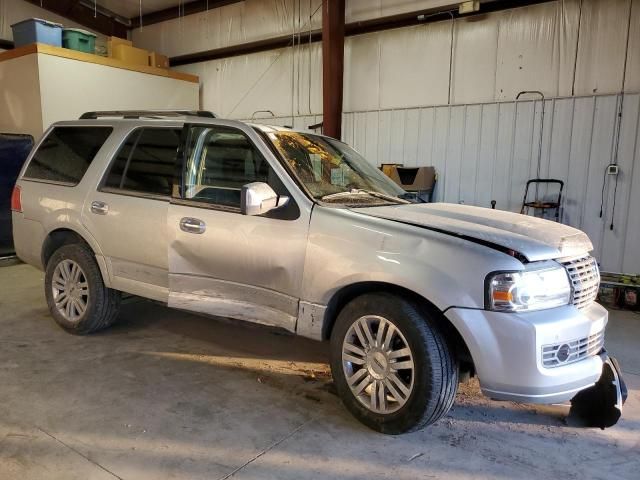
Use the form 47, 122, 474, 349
0, 44, 200, 139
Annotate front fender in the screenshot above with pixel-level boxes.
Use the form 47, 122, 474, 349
302, 207, 524, 310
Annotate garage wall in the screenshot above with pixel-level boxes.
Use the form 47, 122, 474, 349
141, 0, 640, 119
132, 0, 459, 59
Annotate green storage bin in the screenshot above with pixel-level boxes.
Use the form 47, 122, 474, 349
62, 28, 96, 53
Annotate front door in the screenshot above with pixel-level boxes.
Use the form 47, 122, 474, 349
167, 122, 311, 332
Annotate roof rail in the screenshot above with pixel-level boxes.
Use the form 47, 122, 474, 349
79, 110, 216, 120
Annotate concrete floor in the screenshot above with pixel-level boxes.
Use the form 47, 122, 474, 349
1, 262, 639, 480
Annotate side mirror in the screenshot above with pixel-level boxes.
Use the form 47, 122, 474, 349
241, 182, 289, 216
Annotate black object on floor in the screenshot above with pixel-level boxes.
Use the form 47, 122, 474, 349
567, 354, 627, 429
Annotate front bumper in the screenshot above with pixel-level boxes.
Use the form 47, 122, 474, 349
445, 302, 608, 404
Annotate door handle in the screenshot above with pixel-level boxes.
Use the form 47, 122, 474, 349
180, 217, 206, 234
90, 201, 109, 215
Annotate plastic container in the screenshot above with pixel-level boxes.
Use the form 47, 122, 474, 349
11, 18, 63, 48
62, 28, 96, 54
95, 43, 108, 57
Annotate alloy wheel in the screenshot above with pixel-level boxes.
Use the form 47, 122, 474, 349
52, 259, 89, 322
342, 315, 415, 414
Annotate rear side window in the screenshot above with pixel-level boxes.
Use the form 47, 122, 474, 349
103, 128, 181, 197
24, 127, 112, 185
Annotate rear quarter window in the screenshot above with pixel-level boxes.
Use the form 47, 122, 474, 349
24, 126, 113, 185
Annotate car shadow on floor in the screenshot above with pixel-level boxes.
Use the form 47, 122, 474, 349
102, 297, 331, 364
96, 298, 600, 430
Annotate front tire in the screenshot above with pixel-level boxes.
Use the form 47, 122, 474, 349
330, 293, 458, 434
45, 243, 121, 334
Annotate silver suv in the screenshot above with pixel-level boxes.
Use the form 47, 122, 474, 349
12, 110, 615, 433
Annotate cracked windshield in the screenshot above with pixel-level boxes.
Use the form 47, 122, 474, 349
266, 131, 412, 205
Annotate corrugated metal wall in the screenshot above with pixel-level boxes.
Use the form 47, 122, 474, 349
251, 93, 640, 274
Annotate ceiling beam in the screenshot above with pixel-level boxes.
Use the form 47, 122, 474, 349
130, 0, 242, 29
22, 0, 128, 37
171, 30, 322, 66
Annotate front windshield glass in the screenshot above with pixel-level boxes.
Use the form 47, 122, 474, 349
266, 131, 409, 205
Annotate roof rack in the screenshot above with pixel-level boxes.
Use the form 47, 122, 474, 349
79, 110, 216, 120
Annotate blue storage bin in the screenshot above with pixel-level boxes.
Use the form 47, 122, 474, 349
11, 18, 63, 48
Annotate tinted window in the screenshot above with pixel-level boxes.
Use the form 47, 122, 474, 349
104, 128, 181, 196
24, 127, 112, 185
183, 126, 270, 208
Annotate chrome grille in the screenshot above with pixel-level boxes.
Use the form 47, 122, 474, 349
542, 330, 605, 367
560, 255, 600, 310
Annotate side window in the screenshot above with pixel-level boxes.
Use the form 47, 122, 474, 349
103, 128, 181, 196
24, 127, 112, 185
183, 126, 270, 208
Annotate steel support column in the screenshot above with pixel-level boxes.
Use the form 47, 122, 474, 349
322, 0, 345, 139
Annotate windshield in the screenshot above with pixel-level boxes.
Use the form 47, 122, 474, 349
265, 131, 408, 205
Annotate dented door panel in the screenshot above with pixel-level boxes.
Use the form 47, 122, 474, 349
167, 203, 309, 331
167, 121, 312, 331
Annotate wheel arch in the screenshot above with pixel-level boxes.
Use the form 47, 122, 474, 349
41, 228, 112, 288
322, 281, 474, 372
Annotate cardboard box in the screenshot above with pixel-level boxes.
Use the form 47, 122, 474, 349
107, 36, 132, 57
149, 51, 169, 69
383, 165, 436, 191
112, 43, 149, 66
380, 164, 402, 178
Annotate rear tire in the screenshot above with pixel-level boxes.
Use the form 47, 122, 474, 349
330, 292, 458, 434
45, 243, 121, 334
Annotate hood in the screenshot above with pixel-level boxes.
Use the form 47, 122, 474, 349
353, 203, 593, 262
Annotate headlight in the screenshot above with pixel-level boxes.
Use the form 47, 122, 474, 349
486, 263, 571, 312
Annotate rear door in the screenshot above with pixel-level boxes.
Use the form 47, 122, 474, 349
81, 126, 182, 301
167, 122, 311, 332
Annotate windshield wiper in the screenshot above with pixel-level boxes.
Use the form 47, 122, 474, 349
398, 192, 424, 203
320, 189, 410, 204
